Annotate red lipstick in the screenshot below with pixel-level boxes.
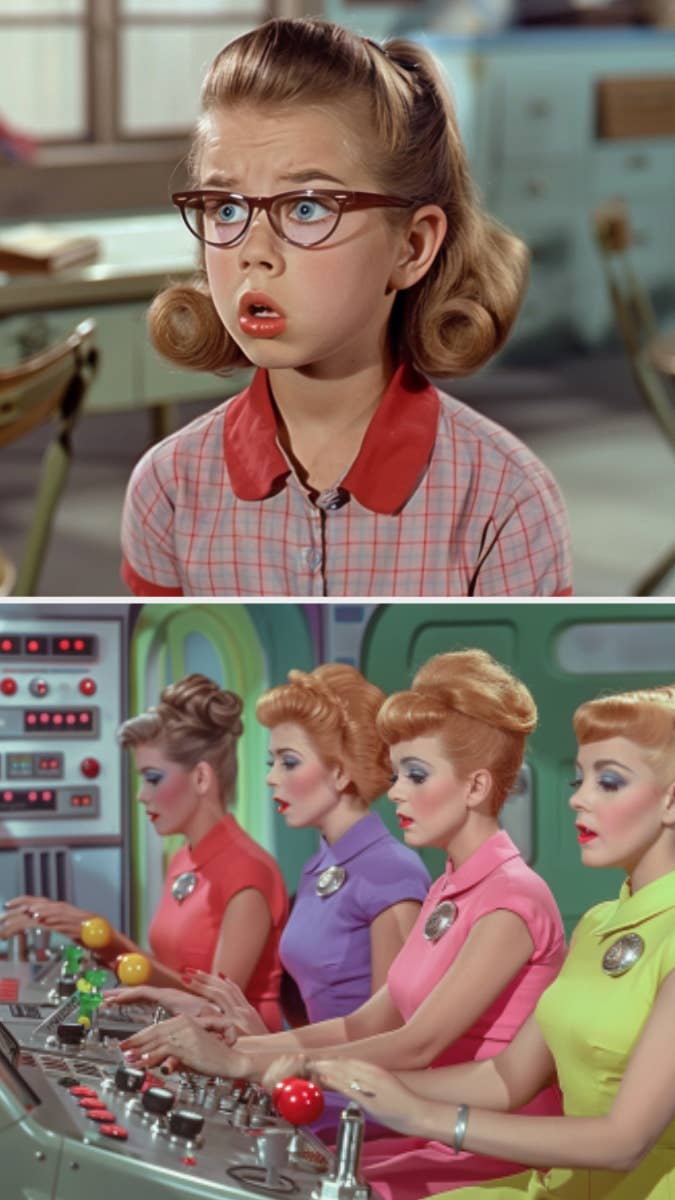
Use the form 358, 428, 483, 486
397, 814, 414, 828
576, 825, 597, 844
239, 291, 287, 338
275, 798, 290, 814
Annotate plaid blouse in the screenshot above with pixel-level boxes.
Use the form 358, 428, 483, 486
121, 363, 572, 597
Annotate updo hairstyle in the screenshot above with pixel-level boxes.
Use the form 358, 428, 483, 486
256, 664, 390, 804
377, 649, 537, 812
574, 684, 675, 786
117, 673, 244, 804
149, 17, 527, 379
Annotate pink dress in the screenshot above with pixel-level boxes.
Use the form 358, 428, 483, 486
360, 831, 565, 1200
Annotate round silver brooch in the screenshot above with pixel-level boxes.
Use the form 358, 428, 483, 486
171, 871, 198, 903
315, 865, 347, 898
424, 900, 458, 943
602, 932, 644, 977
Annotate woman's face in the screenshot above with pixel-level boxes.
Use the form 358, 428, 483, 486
134, 743, 198, 838
266, 722, 347, 833
388, 733, 474, 853
570, 736, 672, 875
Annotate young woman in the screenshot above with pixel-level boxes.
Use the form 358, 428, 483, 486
120, 650, 566, 1184
311, 683, 675, 1199
1, 674, 288, 1030
121, 17, 570, 598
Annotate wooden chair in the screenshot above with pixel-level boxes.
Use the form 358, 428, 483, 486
593, 201, 675, 595
0, 318, 98, 595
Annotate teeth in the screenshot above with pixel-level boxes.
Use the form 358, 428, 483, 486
250, 304, 279, 317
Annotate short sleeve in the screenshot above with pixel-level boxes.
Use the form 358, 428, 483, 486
121, 444, 183, 593
474, 459, 572, 597
352, 843, 431, 925
478, 869, 565, 963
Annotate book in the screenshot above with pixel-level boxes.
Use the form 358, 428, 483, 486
0, 223, 100, 274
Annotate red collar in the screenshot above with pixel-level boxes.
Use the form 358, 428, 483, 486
223, 363, 439, 515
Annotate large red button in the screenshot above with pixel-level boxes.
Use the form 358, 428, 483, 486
0, 677, 17, 696
80, 757, 100, 779
70, 1086, 98, 1097
79, 677, 97, 696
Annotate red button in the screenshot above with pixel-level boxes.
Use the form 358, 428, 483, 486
80, 757, 100, 779
98, 1124, 128, 1140
79, 1096, 104, 1108
79, 678, 97, 696
0, 677, 17, 696
181, 1156, 197, 1166
87, 1109, 116, 1123
70, 1086, 98, 1097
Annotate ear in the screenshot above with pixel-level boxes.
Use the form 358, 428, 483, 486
662, 779, 675, 826
388, 204, 448, 292
465, 768, 494, 811
192, 760, 215, 797
331, 762, 353, 795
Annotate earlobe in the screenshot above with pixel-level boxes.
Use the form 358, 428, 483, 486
389, 204, 448, 292
467, 768, 493, 810
663, 780, 675, 825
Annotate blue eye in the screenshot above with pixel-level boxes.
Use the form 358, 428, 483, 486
143, 770, 163, 785
281, 756, 301, 771
289, 198, 331, 224
406, 767, 428, 785
215, 200, 248, 225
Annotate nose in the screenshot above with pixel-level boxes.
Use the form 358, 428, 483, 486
568, 782, 588, 812
266, 765, 278, 788
387, 777, 403, 804
236, 209, 283, 272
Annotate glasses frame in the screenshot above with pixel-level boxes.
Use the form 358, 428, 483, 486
171, 188, 415, 249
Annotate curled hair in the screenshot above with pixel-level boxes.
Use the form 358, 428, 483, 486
256, 664, 390, 804
377, 649, 537, 812
150, 18, 527, 378
117, 673, 244, 804
574, 684, 675, 785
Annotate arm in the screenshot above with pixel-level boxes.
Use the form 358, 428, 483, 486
121, 447, 182, 594
317, 969, 675, 1174
369, 900, 422, 993
209, 888, 272, 991
474, 462, 572, 597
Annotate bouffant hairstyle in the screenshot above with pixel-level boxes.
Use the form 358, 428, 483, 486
150, 17, 527, 379
376, 649, 537, 813
574, 684, 675, 786
255, 663, 391, 805
117, 673, 244, 805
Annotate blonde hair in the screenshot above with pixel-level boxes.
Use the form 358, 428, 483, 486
117, 673, 243, 804
256, 663, 390, 804
150, 17, 527, 379
574, 684, 675, 785
377, 649, 537, 812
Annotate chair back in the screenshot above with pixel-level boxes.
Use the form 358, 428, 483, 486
0, 318, 98, 594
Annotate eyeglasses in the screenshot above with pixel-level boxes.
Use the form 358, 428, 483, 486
171, 189, 414, 249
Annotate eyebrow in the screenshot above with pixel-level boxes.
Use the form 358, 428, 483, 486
199, 169, 349, 189
575, 758, 636, 774
271, 747, 301, 756
397, 756, 432, 768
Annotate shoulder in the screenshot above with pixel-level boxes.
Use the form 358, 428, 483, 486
351, 836, 430, 916
223, 822, 286, 892
479, 857, 564, 954
127, 399, 232, 495
433, 387, 559, 494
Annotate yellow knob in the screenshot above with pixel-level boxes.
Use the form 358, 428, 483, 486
80, 916, 113, 949
116, 953, 151, 985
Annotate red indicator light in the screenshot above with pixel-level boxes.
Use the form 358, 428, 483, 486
79, 712, 90, 724
2, 792, 12, 803
39, 713, 49, 724
58, 638, 71, 651
0, 678, 17, 696
41, 791, 52, 802
181, 1156, 197, 1167
74, 639, 85, 651
28, 791, 37, 802
53, 713, 63, 725
27, 714, 37, 725
27, 640, 39, 653
79, 678, 96, 696
1, 639, 13, 653
81, 795, 92, 806
66, 714, 76, 725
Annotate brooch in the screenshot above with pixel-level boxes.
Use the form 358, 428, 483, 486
602, 932, 644, 977
171, 872, 198, 903
424, 900, 457, 942
315, 866, 347, 897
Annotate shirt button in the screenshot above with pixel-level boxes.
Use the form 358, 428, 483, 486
304, 548, 322, 571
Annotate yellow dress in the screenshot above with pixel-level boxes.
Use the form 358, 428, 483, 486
434, 871, 675, 1199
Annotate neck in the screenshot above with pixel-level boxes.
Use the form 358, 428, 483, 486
184, 805, 225, 850
444, 815, 500, 869
319, 799, 368, 846
268, 359, 394, 492
625, 837, 675, 893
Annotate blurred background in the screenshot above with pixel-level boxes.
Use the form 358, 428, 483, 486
1, 0, 674, 596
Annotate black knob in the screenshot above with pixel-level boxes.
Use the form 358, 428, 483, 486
169, 1110, 205, 1140
142, 1086, 174, 1116
57, 1022, 85, 1045
58, 977, 78, 999
114, 1065, 146, 1094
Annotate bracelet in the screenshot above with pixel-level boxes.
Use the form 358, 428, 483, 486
452, 1103, 470, 1154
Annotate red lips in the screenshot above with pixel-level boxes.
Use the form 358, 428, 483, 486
576, 824, 598, 844
238, 291, 287, 338
275, 798, 290, 814
397, 814, 414, 828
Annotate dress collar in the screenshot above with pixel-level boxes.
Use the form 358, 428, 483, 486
223, 363, 439, 515
592, 870, 675, 940
307, 811, 392, 874
179, 813, 238, 872
437, 830, 522, 899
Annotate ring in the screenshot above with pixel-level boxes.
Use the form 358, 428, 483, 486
349, 1080, 375, 1097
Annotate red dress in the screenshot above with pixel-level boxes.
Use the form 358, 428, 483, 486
148, 814, 288, 1030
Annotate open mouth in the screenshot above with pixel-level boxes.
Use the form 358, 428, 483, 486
397, 814, 414, 828
275, 799, 290, 815
238, 293, 287, 338
576, 824, 597, 844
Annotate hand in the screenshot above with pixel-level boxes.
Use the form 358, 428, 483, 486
311, 1059, 418, 1135
119, 1014, 252, 1078
100, 985, 207, 1017
262, 1053, 309, 1094
0, 896, 92, 940
182, 969, 269, 1035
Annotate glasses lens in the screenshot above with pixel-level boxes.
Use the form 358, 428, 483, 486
275, 194, 340, 246
183, 195, 251, 245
